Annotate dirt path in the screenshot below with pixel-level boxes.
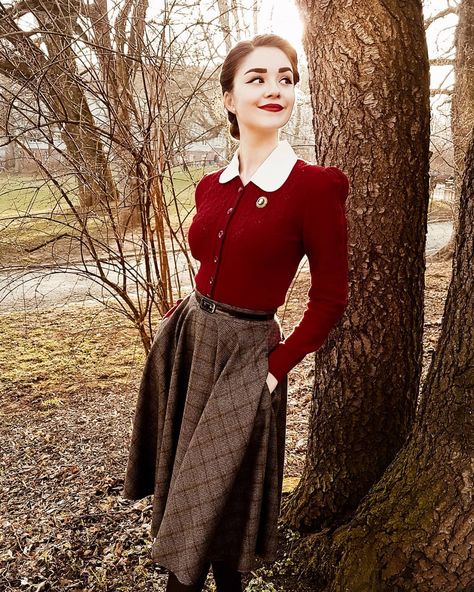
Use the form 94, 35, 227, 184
0, 221, 453, 312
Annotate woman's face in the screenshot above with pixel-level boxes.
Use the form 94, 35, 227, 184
223, 46, 296, 136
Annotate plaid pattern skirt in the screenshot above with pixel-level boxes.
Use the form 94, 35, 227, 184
123, 288, 288, 586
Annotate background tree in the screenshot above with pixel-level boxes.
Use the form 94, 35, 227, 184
0, 1, 228, 350
431, 0, 471, 261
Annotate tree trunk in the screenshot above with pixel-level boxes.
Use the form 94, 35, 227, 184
42, 23, 120, 211
0, 1, 120, 211
432, 0, 473, 262
293, 123, 474, 592
283, 0, 431, 531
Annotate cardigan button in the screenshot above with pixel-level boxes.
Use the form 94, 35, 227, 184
209, 276, 213, 284
227, 207, 233, 214
213, 255, 218, 263
218, 230, 224, 238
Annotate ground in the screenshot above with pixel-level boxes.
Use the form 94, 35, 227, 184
0, 250, 452, 591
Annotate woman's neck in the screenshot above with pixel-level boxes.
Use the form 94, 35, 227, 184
237, 134, 280, 186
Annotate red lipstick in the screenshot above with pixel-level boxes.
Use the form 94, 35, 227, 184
258, 104, 284, 112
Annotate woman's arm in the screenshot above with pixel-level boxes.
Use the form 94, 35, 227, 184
267, 166, 350, 383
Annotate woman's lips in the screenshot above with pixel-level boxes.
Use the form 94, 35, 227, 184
258, 105, 283, 112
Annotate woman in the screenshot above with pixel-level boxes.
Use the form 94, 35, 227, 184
123, 33, 349, 591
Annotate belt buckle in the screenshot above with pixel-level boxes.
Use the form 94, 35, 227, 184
200, 297, 216, 313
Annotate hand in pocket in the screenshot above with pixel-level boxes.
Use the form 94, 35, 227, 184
265, 371, 278, 395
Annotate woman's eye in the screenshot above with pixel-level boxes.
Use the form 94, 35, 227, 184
248, 76, 293, 84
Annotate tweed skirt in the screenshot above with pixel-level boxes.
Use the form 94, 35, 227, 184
123, 288, 288, 586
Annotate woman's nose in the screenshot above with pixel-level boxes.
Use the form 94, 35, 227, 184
264, 86, 280, 97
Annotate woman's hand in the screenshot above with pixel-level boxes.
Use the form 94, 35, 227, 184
266, 371, 278, 394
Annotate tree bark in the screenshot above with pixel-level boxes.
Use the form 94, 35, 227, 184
431, 0, 473, 261
283, 0, 431, 531
293, 123, 474, 592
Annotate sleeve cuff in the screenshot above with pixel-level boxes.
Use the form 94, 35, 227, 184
267, 342, 306, 383
267, 300, 347, 383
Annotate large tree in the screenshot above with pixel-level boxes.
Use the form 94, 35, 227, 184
284, 0, 431, 531
295, 120, 474, 592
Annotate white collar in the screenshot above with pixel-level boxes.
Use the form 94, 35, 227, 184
218, 139, 298, 192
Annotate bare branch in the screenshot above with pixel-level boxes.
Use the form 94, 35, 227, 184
424, 6, 459, 30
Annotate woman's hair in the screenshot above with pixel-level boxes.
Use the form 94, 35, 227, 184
219, 34, 300, 141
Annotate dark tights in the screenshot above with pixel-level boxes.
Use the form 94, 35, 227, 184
165, 559, 242, 592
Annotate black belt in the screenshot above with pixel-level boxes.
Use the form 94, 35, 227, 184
194, 290, 275, 321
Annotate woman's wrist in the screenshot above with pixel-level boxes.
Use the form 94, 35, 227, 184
266, 371, 278, 394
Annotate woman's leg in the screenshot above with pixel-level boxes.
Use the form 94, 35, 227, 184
165, 561, 210, 592
211, 560, 243, 592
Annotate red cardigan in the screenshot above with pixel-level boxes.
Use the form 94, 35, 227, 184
174, 158, 349, 383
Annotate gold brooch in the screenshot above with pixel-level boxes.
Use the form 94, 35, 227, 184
256, 196, 268, 208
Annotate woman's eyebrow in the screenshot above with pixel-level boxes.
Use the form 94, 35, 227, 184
243, 67, 293, 75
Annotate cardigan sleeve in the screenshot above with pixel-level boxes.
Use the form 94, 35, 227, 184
267, 166, 350, 383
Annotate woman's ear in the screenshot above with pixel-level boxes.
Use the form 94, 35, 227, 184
223, 91, 234, 113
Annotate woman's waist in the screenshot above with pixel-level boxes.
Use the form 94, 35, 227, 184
193, 288, 277, 319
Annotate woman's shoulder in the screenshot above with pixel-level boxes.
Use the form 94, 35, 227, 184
193, 170, 221, 203
296, 159, 348, 184
196, 170, 215, 186
294, 160, 350, 204
194, 168, 225, 193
